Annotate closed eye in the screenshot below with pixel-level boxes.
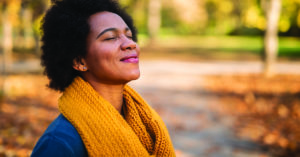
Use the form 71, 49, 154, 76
104, 37, 117, 41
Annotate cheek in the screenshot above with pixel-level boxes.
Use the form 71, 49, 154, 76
87, 43, 105, 58
86, 45, 117, 67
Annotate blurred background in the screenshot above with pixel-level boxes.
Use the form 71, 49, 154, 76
0, 0, 300, 156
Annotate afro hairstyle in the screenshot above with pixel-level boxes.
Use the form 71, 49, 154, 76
41, 0, 137, 92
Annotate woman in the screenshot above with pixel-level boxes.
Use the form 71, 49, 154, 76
31, 0, 175, 156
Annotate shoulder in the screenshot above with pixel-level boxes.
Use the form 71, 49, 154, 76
31, 114, 88, 157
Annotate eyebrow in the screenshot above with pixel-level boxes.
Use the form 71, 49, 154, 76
96, 27, 131, 39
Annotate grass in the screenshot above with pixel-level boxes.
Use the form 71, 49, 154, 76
138, 35, 300, 61
7, 35, 300, 62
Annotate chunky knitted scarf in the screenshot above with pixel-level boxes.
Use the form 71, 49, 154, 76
58, 77, 175, 156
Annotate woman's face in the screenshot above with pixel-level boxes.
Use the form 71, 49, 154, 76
82, 11, 140, 84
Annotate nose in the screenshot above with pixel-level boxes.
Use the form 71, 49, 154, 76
120, 36, 137, 51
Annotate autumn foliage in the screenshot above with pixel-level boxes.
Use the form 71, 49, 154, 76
0, 75, 60, 156
203, 74, 300, 156
1, 74, 300, 156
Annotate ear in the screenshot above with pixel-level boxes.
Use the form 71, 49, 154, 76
73, 57, 88, 72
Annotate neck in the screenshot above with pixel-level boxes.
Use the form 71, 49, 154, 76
87, 80, 125, 113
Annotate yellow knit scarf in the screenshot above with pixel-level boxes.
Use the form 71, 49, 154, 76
58, 77, 175, 156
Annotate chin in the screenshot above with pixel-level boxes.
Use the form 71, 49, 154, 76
124, 71, 140, 83
129, 71, 141, 80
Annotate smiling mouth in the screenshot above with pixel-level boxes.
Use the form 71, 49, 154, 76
120, 55, 139, 63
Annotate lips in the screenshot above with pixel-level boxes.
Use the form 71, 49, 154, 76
120, 54, 139, 63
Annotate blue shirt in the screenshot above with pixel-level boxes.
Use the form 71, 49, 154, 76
31, 114, 88, 157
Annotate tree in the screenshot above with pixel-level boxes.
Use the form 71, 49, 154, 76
147, 0, 161, 43
1, 0, 21, 73
263, 0, 282, 77
29, 0, 49, 54
1, 0, 21, 108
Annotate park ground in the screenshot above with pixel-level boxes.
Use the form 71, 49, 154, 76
1, 36, 300, 157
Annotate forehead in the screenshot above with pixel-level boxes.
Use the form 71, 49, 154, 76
88, 11, 128, 32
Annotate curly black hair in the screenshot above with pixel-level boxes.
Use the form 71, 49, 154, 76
41, 0, 137, 92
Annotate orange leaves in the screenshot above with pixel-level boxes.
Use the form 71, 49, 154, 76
277, 136, 289, 148
264, 131, 280, 145
1, 75, 60, 156
277, 104, 289, 118
203, 74, 300, 95
203, 74, 300, 155
1, 73, 300, 156
292, 103, 300, 119
237, 122, 267, 141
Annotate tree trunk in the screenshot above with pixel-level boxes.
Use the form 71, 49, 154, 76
263, 0, 281, 77
2, 4, 13, 73
147, 0, 161, 44
22, 7, 34, 49
1, 3, 13, 108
